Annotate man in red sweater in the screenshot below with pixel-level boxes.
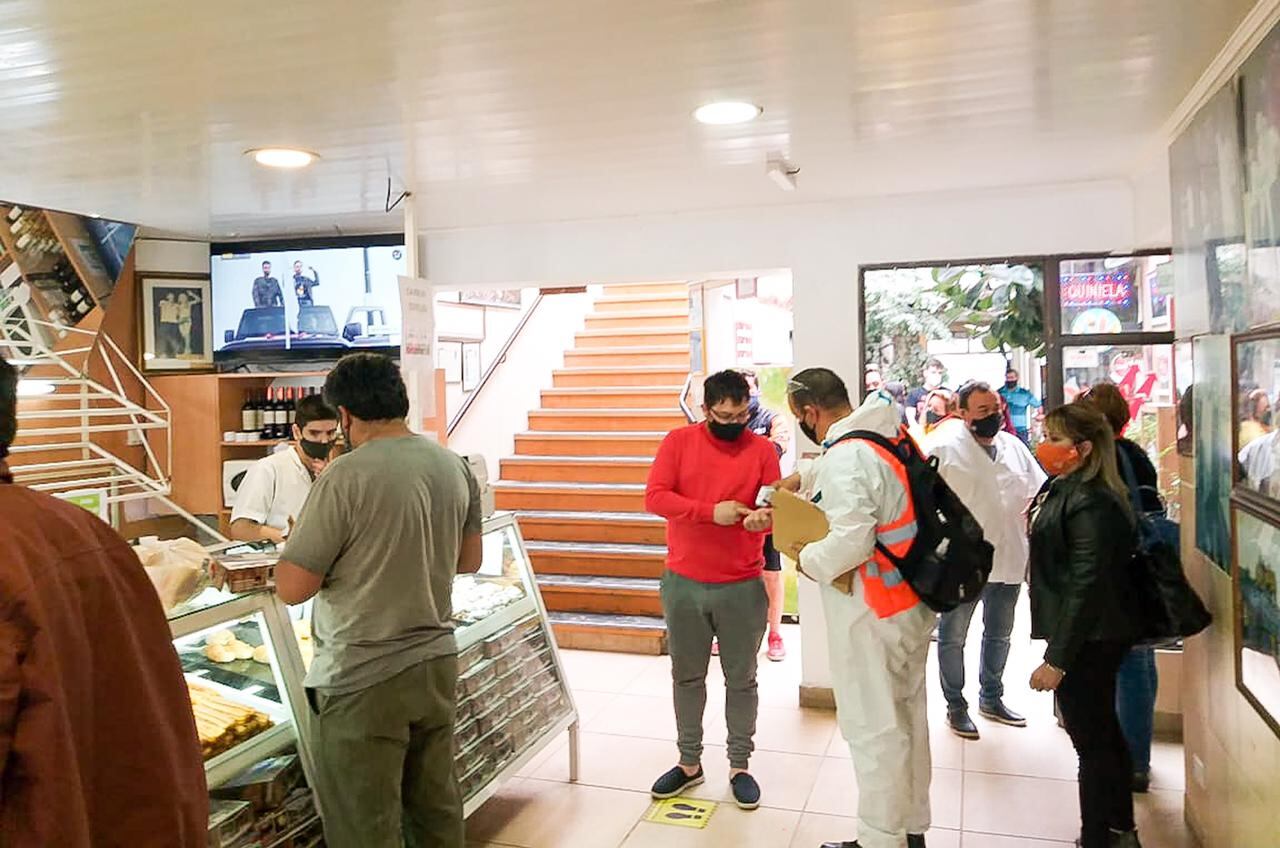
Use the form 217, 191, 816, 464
644, 370, 781, 811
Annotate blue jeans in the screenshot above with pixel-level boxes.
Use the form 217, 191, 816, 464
1115, 645, 1158, 773
938, 582, 1021, 712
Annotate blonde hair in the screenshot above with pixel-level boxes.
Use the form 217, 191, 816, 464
1043, 403, 1131, 507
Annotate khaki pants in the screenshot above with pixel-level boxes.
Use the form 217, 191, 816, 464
305, 655, 462, 848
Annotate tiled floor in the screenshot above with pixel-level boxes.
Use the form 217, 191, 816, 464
468, 620, 1197, 847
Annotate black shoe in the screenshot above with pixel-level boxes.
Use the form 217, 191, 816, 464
979, 701, 1027, 727
650, 765, 704, 799
1131, 770, 1150, 793
1108, 829, 1143, 848
908, 835, 926, 848
947, 710, 980, 740
730, 772, 761, 810
819, 843, 859, 848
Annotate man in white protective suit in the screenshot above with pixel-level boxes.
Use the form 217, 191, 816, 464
780, 368, 936, 848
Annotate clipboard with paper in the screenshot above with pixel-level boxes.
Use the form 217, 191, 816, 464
768, 488, 858, 593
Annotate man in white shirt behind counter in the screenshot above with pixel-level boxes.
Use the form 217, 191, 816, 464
229, 393, 339, 544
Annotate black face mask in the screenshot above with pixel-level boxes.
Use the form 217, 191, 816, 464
299, 439, 333, 461
925, 410, 944, 426
1261, 410, 1274, 427
970, 413, 1003, 439
708, 420, 747, 441
799, 419, 819, 445
1005, 380, 1018, 390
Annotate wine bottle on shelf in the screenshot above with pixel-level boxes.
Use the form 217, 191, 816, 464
261, 388, 276, 440
252, 389, 265, 433
273, 388, 287, 439
241, 390, 256, 433
286, 387, 297, 428
6, 206, 22, 223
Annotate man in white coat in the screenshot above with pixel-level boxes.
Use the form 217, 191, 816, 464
923, 381, 1046, 740
780, 368, 936, 848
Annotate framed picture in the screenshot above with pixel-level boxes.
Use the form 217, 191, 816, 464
1175, 339, 1194, 457
1195, 334, 1232, 571
1233, 503, 1280, 737
1233, 329, 1280, 512
461, 342, 481, 391
439, 341, 462, 383
139, 275, 213, 371
460, 289, 522, 309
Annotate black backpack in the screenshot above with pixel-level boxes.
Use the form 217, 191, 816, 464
828, 427, 994, 613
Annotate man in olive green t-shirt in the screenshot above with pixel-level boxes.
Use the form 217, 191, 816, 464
276, 354, 483, 848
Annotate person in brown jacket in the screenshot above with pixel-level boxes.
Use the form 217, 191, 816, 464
0, 353, 208, 846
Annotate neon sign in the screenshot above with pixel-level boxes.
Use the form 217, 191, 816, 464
1061, 268, 1134, 309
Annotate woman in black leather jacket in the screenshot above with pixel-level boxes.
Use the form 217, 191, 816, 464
1028, 403, 1142, 848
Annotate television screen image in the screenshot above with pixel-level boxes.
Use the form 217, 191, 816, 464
210, 244, 405, 358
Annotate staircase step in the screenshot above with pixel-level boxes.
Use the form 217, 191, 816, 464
537, 574, 663, 617
553, 366, 689, 388
585, 310, 690, 330
593, 294, 689, 313
601, 281, 689, 296
541, 386, 684, 409
526, 540, 666, 578
548, 611, 668, 654
501, 455, 653, 484
564, 346, 689, 368
574, 328, 691, 349
494, 481, 647, 512
528, 409, 686, 433
517, 510, 667, 545
514, 431, 667, 457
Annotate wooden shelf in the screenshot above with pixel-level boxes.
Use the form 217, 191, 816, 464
220, 439, 289, 447
216, 371, 329, 380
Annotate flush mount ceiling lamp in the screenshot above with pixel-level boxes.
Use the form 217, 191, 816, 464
246, 147, 319, 169
694, 101, 762, 125
17, 378, 55, 397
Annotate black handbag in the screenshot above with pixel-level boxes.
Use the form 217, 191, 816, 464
1118, 448, 1212, 640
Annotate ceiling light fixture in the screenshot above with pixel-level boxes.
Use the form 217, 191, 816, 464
246, 147, 318, 169
17, 378, 55, 397
694, 101, 762, 125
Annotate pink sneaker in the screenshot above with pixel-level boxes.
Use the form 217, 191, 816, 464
766, 632, 786, 662
711, 638, 720, 656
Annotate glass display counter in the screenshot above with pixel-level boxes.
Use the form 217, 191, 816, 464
168, 511, 578, 814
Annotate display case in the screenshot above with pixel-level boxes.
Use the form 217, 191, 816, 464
168, 511, 578, 815
168, 587, 315, 790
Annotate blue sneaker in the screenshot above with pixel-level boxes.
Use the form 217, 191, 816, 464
650, 765, 704, 799
730, 772, 761, 810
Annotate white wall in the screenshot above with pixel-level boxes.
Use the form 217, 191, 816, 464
421, 178, 1142, 689
447, 292, 592, 476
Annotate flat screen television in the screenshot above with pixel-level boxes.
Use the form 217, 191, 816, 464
210, 234, 406, 365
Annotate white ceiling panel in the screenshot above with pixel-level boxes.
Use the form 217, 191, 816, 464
0, 0, 1256, 237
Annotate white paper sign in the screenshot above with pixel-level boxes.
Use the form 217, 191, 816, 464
397, 275, 436, 424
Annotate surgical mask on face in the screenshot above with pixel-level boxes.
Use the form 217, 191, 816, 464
924, 372, 943, 389
299, 439, 333, 461
799, 415, 820, 445
970, 413, 1003, 439
1262, 410, 1274, 427
1005, 379, 1018, 390
925, 410, 944, 426
708, 420, 747, 441
1036, 441, 1081, 476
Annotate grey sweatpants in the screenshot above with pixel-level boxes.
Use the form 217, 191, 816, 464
661, 569, 769, 770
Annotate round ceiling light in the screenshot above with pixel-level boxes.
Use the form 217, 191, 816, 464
17, 379, 55, 397
694, 101, 762, 125
247, 147, 318, 169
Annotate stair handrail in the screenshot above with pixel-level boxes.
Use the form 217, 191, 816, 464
679, 374, 696, 423
447, 293, 545, 436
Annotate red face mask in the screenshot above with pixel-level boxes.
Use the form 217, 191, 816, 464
1036, 441, 1081, 476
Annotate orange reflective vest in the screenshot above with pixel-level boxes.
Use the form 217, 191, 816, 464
848, 434, 922, 618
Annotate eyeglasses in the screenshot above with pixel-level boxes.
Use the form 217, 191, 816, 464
786, 378, 810, 394
707, 408, 751, 424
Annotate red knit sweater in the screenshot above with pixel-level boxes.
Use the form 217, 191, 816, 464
644, 423, 781, 583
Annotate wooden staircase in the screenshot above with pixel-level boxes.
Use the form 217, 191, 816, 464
495, 282, 690, 654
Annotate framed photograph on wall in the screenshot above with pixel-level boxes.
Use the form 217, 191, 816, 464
1232, 503, 1280, 737
1196, 334, 1233, 571
139, 275, 213, 372
461, 342, 481, 391
439, 341, 463, 383
1232, 328, 1280, 515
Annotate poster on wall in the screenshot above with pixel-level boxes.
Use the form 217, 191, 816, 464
1234, 506, 1280, 735
140, 277, 214, 371
1194, 335, 1232, 571
1169, 81, 1246, 337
